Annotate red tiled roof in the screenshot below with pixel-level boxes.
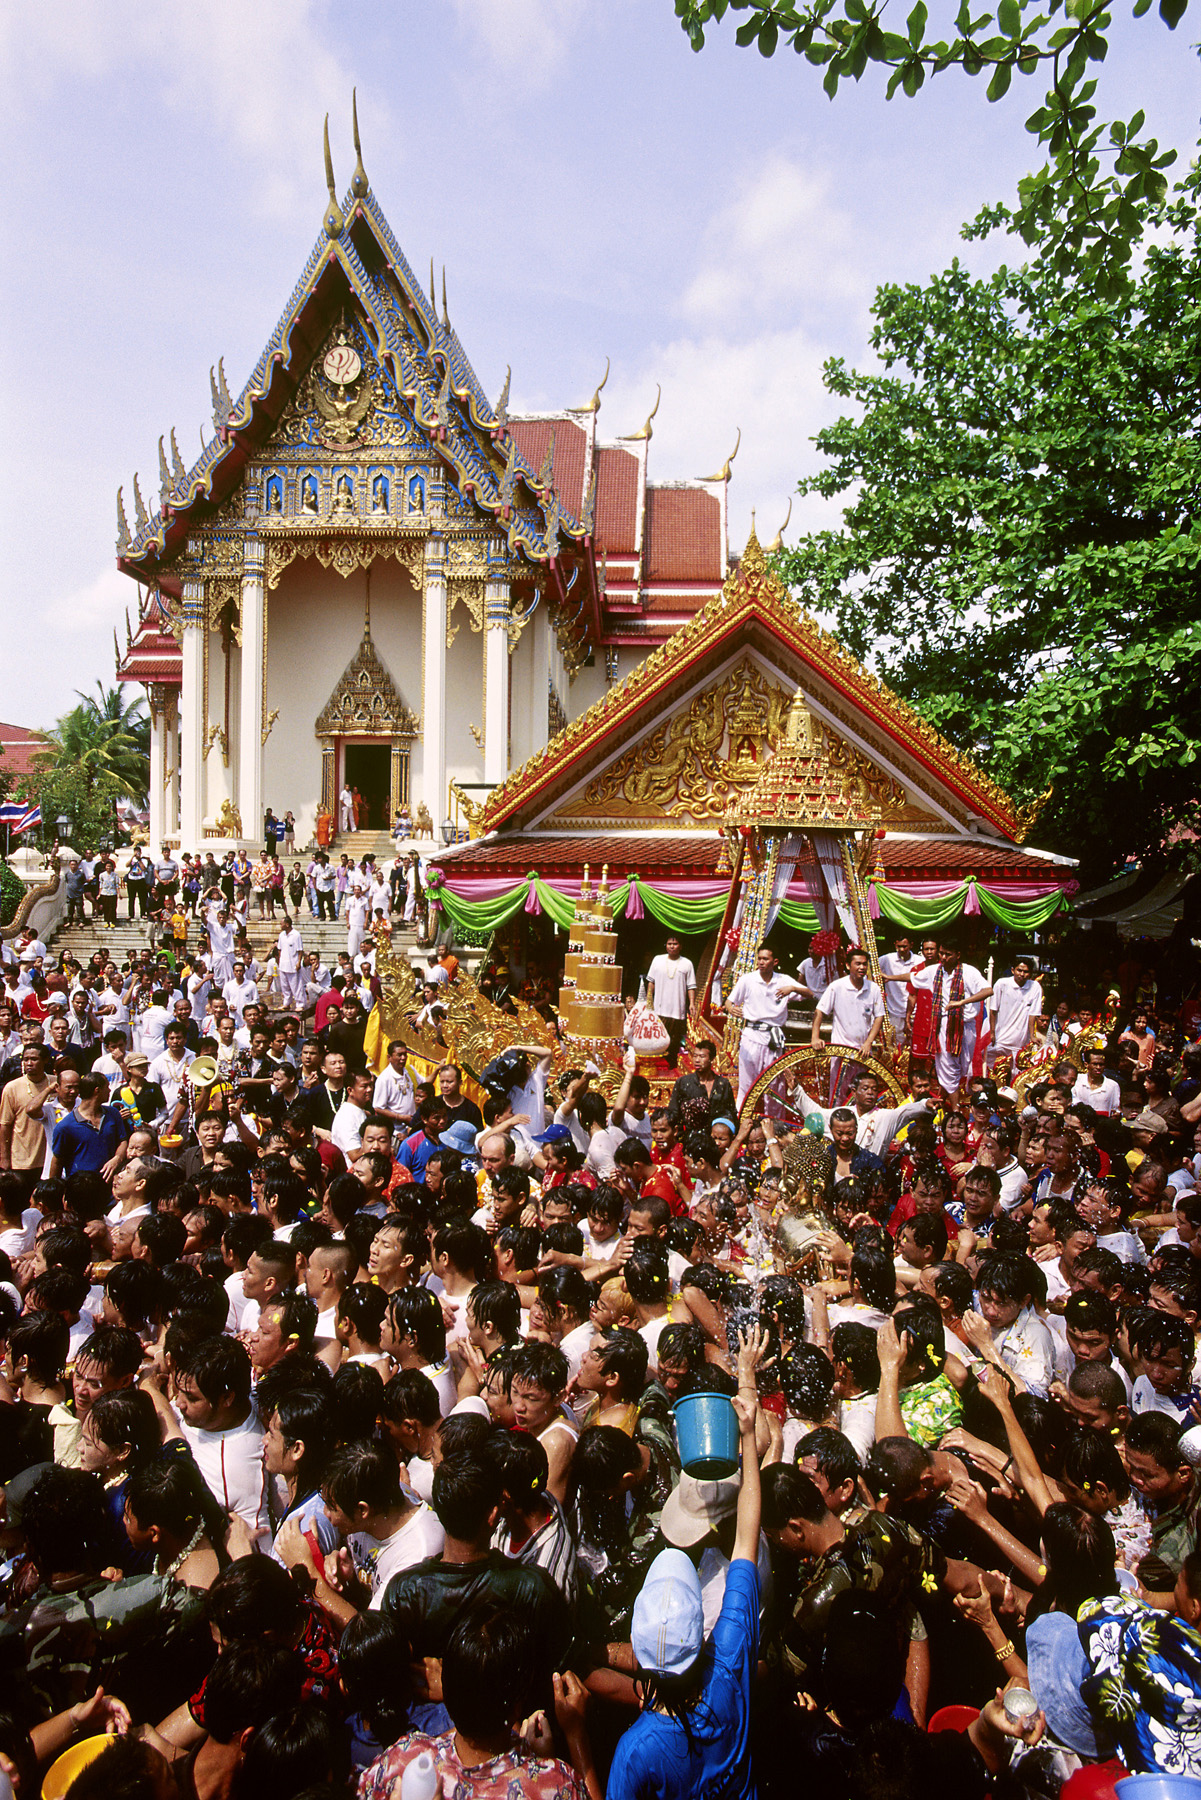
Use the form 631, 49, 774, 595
645, 487, 722, 583
439, 834, 1073, 882
0, 723, 44, 778
507, 420, 587, 516
594, 447, 640, 554
118, 623, 182, 686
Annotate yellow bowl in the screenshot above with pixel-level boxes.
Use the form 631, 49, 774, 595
159, 1135, 183, 1149
42, 1735, 111, 1799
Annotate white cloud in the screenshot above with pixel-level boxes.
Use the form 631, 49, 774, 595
446, 0, 588, 91
1, 0, 360, 221
681, 153, 869, 330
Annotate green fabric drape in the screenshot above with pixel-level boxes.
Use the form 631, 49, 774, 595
433, 872, 1069, 937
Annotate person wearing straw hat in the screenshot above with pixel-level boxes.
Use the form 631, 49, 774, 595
606, 1331, 763, 1800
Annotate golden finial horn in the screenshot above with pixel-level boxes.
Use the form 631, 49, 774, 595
322, 115, 344, 238
577, 356, 609, 414
766, 497, 792, 553
702, 427, 741, 483
429, 258, 436, 312
623, 383, 660, 442
442, 266, 449, 326
351, 88, 369, 197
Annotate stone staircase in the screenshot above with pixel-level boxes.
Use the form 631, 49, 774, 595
49, 911, 426, 986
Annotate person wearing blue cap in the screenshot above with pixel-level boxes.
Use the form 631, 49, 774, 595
606, 1331, 764, 1800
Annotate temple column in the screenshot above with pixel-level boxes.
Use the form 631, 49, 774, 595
483, 575, 510, 784
147, 686, 168, 851
179, 580, 205, 849
239, 538, 264, 843
531, 602, 551, 756
422, 535, 447, 825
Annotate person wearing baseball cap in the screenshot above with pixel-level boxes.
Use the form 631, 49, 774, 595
607, 1332, 764, 1800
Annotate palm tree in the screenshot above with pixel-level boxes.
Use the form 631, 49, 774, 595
35, 683, 150, 804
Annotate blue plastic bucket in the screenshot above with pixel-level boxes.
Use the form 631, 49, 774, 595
673, 1391, 740, 1479
1116, 1777, 1201, 1800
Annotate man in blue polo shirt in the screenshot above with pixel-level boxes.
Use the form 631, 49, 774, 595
398, 1096, 450, 1182
48, 1072, 129, 1181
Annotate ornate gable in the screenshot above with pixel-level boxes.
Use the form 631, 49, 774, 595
315, 628, 419, 739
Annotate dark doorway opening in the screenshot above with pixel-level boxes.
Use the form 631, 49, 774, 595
342, 742, 390, 830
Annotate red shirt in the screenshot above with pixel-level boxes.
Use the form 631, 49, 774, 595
640, 1169, 684, 1215
20, 992, 51, 1023
886, 1191, 960, 1241
314, 989, 343, 1032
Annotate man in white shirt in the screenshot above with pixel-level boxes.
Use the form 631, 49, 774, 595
646, 937, 696, 1069
727, 945, 807, 1107
276, 916, 305, 1010
149, 1023, 195, 1119
799, 940, 839, 1002
878, 934, 918, 1039
339, 784, 355, 834
186, 959, 212, 1025
791, 1067, 933, 1160
907, 945, 990, 1098
331, 1069, 375, 1162
222, 962, 259, 1029
986, 957, 1044, 1067
1072, 1046, 1122, 1116
174, 1340, 271, 1550
137, 989, 173, 1061
207, 907, 236, 985
373, 1041, 418, 1128
812, 948, 885, 1059
346, 885, 370, 961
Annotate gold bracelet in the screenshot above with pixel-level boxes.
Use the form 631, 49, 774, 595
994, 1638, 1015, 1663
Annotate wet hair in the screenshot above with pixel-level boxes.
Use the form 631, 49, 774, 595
104, 1260, 166, 1336
484, 1426, 549, 1503
1150, 1263, 1201, 1318
930, 1262, 975, 1314
229, 1701, 349, 1800
623, 1241, 671, 1302
379, 1367, 442, 1430
863, 1436, 932, 1503
975, 1252, 1037, 1307
441, 1598, 548, 1745
848, 1246, 896, 1312
796, 1426, 861, 1493
573, 1423, 642, 1492
37, 1225, 91, 1274
902, 1213, 948, 1259
22, 1466, 110, 1577
467, 1279, 522, 1342
75, 1324, 143, 1379
181, 1334, 253, 1410
430, 1452, 503, 1540
761, 1464, 829, 1528
135, 1211, 187, 1268
1067, 1359, 1127, 1412
337, 1614, 413, 1748
893, 1303, 947, 1377
87, 1387, 161, 1467
779, 1344, 835, 1421
125, 1456, 213, 1543
202, 1641, 305, 1747
328, 1362, 385, 1445
496, 1224, 542, 1272
387, 1287, 447, 1364
1063, 1427, 1130, 1504
9, 1309, 69, 1386
536, 1264, 593, 1324
322, 1440, 403, 1516
1064, 1289, 1119, 1337
206, 1553, 305, 1639
830, 1321, 881, 1392
658, 1320, 706, 1371
1126, 1409, 1188, 1471
1027, 1502, 1117, 1624
589, 1325, 649, 1401
1129, 1307, 1195, 1367
511, 1340, 569, 1398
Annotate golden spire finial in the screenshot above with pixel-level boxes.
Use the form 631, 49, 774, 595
702, 427, 741, 483
351, 88, 369, 197
322, 115, 344, 238
766, 497, 792, 553
442, 266, 449, 326
429, 258, 436, 313
624, 383, 660, 441
576, 356, 609, 414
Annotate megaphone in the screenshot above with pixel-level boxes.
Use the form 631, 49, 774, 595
189, 1055, 218, 1087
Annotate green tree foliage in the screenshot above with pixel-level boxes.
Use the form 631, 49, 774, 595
774, 174, 1201, 877
25, 684, 150, 850
674, 0, 1182, 295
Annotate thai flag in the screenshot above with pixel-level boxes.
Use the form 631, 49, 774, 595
0, 803, 41, 833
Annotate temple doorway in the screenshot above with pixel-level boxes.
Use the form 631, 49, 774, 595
342, 742, 391, 829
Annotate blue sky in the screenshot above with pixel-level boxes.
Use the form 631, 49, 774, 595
0, 0, 1195, 723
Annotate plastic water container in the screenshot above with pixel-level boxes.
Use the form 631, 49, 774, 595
400, 1751, 439, 1800
1116, 1777, 1201, 1800
673, 1391, 739, 1479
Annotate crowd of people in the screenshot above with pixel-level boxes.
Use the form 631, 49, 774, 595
0, 887, 1199, 1799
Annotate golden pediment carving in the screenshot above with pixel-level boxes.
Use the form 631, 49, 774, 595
561, 659, 915, 830
315, 629, 420, 739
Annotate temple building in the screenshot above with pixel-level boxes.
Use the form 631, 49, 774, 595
429, 533, 1077, 944
114, 113, 733, 849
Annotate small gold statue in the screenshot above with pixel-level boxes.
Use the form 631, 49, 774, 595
215, 798, 244, 838
414, 802, 434, 839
